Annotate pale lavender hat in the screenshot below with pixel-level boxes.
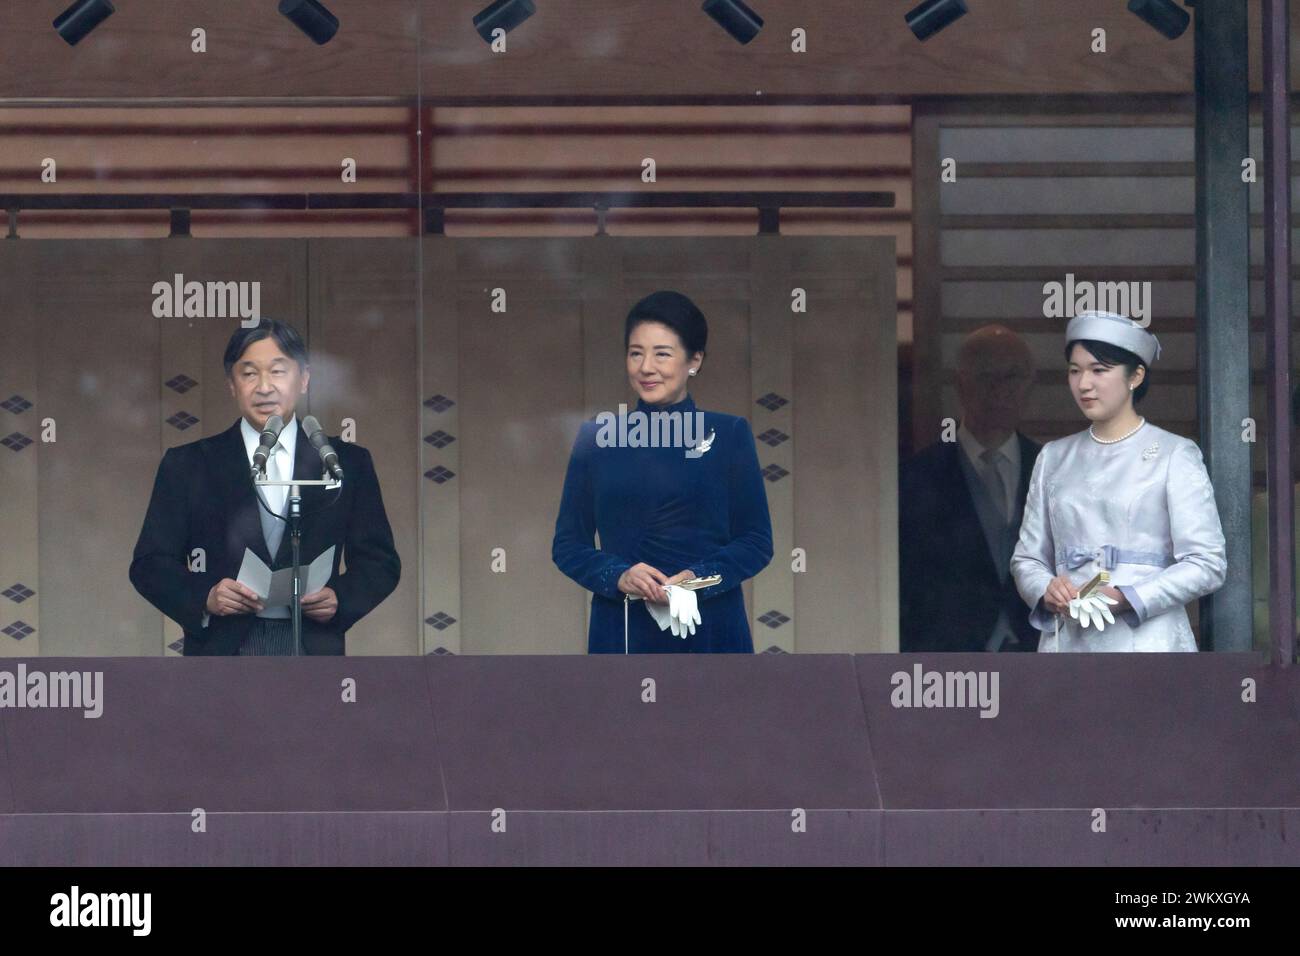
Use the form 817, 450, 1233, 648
1065, 310, 1162, 365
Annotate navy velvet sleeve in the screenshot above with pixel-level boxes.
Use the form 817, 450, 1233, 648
551, 423, 634, 601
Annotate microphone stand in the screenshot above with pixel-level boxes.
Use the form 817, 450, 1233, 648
254, 469, 341, 656
289, 482, 303, 656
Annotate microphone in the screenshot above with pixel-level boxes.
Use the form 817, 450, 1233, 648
252, 414, 284, 475
302, 415, 344, 480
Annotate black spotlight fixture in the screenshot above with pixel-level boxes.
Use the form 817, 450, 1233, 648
53, 0, 115, 46
702, 0, 763, 44
473, 0, 537, 44
279, 0, 339, 45
1127, 0, 1189, 40
905, 0, 967, 41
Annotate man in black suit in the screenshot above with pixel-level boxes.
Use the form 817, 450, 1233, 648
900, 325, 1041, 652
130, 319, 400, 655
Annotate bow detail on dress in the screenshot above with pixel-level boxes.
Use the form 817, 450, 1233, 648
1064, 545, 1119, 570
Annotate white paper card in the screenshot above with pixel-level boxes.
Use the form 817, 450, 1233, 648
236, 545, 336, 607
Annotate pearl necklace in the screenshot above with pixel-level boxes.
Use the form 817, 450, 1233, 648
1089, 416, 1146, 444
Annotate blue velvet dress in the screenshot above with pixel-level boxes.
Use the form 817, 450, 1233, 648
552, 393, 774, 653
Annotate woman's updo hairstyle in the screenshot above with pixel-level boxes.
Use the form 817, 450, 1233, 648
624, 290, 708, 357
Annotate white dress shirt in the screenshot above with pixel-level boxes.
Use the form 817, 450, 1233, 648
957, 422, 1020, 520
199, 415, 298, 628
241, 414, 298, 523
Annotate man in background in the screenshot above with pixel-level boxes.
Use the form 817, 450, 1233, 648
899, 325, 1042, 652
1250, 383, 1300, 660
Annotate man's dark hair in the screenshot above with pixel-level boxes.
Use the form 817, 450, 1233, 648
223, 319, 309, 378
1064, 337, 1149, 406
624, 290, 708, 357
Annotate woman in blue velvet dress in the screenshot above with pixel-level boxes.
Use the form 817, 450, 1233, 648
551, 290, 774, 653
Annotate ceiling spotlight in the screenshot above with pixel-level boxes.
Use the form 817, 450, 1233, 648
1127, 0, 1189, 40
278, 0, 339, 45
905, 0, 967, 41
702, 0, 763, 44
53, 0, 115, 46
473, 0, 537, 44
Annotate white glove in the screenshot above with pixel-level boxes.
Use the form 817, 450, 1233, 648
667, 585, 700, 638
1069, 591, 1118, 630
643, 598, 676, 633
640, 586, 703, 638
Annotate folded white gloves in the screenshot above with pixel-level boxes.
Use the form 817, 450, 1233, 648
1069, 591, 1118, 630
670, 586, 701, 636
643, 585, 702, 638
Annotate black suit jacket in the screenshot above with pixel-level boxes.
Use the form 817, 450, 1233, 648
899, 432, 1042, 653
129, 418, 401, 655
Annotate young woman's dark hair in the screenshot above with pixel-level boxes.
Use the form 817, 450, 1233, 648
1064, 337, 1149, 406
222, 319, 309, 378
624, 290, 708, 357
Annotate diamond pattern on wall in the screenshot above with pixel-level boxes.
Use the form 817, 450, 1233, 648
424, 430, 456, 449
3, 583, 34, 603
425, 612, 457, 630
1, 394, 32, 414
165, 411, 199, 431
423, 394, 456, 413
755, 392, 789, 412
761, 463, 789, 483
756, 428, 788, 447
757, 610, 790, 628
167, 639, 185, 654
1, 432, 32, 452
165, 374, 198, 394
424, 466, 455, 484
2, 620, 34, 640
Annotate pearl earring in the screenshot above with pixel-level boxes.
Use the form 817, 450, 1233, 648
688, 369, 697, 376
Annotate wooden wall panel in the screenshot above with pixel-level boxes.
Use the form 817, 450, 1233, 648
5, 1, 1300, 99
421, 240, 463, 654
793, 238, 898, 653
36, 250, 158, 657
450, 242, 588, 654
0, 249, 41, 656
0, 1, 418, 100
310, 239, 420, 655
